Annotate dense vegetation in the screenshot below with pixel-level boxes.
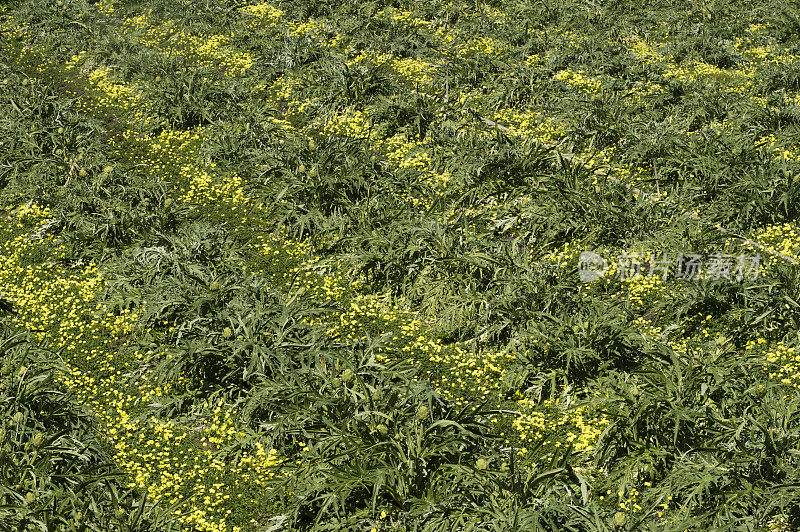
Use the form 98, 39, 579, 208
3, 0, 800, 529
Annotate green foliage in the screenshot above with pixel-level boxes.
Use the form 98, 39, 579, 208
0, 333, 183, 531
4, 0, 800, 529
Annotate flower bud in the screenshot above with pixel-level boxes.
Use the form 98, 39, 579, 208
613, 512, 626, 527
377, 424, 388, 436
475, 458, 488, 470
342, 368, 354, 383
25, 492, 35, 504
222, 327, 232, 339
415, 405, 429, 421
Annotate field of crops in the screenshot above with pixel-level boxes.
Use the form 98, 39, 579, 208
4, 0, 800, 529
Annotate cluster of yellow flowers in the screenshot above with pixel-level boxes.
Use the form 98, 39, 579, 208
184, 165, 247, 210
0, 205, 137, 359
239, 2, 284, 24
620, 273, 671, 309
250, 236, 360, 302
85, 67, 147, 114
544, 240, 590, 271
320, 290, 616, 451
596, 486, 659, 518
753, 223, 800, 271
136, 126, 250, 216
96, 0, 115, 16
116, 403, 282, 532
122, 11, 254, 78
319, 108, 374, 139
460, 36, 506, 58
373, 7, 432, 29
325, 293, 406, 343
491, 108, 568, 145
391, 56, 438, 87
512, 394, 610, 456
748, 340, 800, 386
256, 75, 307, 124
322, 293, 514, 403
346, 50, 438, 89
1, 206, 286, 532
664, 60, 754, 92
733, 23, 800, 65
427, 345, 518, 406
625, 29, 800, 111
240, 2, 340, 46
553, 69, 605, 94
